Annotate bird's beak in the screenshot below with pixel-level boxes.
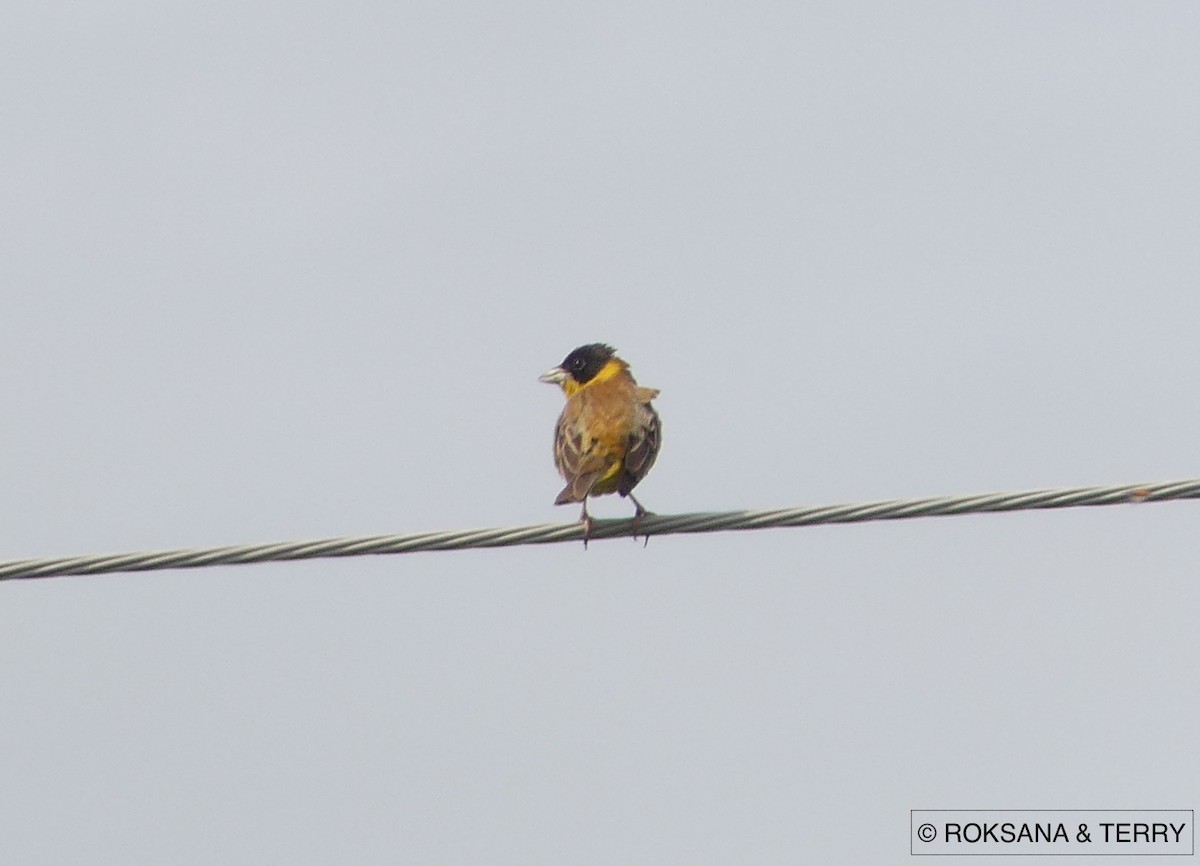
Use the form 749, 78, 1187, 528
539, 366, 567, 385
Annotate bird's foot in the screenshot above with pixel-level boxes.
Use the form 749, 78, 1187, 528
628, 495, 652, 547
580, 505, 593, 550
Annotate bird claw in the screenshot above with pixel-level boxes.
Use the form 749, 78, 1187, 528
576, 499, 652, 548
631, 504, 653, 547
580, 505, 592, 549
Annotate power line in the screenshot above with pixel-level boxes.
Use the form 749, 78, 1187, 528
1, 478, 1196, 582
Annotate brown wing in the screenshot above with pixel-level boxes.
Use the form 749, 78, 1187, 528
617, 400, 660, 496
552, 404, 606, 504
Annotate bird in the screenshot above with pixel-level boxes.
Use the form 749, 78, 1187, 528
539, 343, 661, 543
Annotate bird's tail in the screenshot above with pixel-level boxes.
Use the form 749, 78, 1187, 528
554, 471, 600, 505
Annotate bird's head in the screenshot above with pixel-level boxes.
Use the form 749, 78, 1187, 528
539, 343, 622, 396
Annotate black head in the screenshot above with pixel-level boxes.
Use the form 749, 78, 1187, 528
561, 343, 617, 385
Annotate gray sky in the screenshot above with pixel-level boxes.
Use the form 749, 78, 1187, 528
2, 1, 1198, 862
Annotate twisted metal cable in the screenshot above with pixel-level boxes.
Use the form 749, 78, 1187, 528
1, 478, 1196, 582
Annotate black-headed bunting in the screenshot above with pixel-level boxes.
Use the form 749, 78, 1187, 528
540, 344, 661, 545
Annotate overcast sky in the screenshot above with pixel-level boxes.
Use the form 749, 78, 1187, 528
2, 2, 1198, 863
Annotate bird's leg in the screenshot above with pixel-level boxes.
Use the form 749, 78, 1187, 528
627, 493, 651, 547
579, 500, 593, 549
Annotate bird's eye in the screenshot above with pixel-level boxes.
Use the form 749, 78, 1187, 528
571, 357, 586, 370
